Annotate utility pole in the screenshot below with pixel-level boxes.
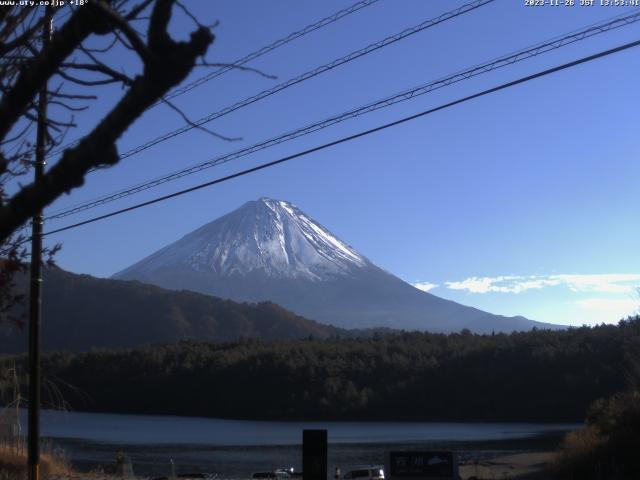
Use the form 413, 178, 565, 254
28, 7, 52, 480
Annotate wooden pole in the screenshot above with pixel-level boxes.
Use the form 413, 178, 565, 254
28, 7, 52, 480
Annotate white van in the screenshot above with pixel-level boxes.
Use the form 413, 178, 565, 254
342, 466, 385, 480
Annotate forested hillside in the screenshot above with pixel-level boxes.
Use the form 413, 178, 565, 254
0, 267, 345, 352
3, 318, 638, 422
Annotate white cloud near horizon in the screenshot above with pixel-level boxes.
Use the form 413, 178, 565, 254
443, 274, 640, 295
413, 281, 438, 292
411, 274, 640, 325
575, 298, 640, 322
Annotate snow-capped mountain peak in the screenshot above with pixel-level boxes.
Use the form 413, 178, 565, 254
114, 197, 553, 333
115, 198, 367, 281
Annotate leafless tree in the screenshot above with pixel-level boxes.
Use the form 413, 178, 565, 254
0, 0, 220, 323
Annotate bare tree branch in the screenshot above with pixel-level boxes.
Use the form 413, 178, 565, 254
57, 69, 129, 87
0, 5, 98, 141
49, 91, 98, 101
160, 96, 241, 142
91, 0, 153, 64
195, 60, 277, 80
0, 0, 214, 243
124, 0, 155, 21
48, 100, 88, 112
60, 62, 134, 86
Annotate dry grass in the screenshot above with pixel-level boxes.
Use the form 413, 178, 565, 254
552, 425, 607, 479
460, 452, 555, 480
0, 440, 72, 480
553, 391, 640, 479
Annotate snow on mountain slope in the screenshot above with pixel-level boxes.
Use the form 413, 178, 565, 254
114, 198, 560, 333
116, 198, 367, 282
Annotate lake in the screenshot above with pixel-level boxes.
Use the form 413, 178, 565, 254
20, 409, 579, 477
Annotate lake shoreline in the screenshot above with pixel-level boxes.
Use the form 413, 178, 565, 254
28, 409, 579, 446
23, 409, 575, 477
46, 430, 568, 477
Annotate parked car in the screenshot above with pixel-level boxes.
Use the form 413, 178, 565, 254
342, 466, 384, 480
252, 468, 301, 479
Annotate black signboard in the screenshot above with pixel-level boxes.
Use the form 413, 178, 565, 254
386, 451, 457, 479
303, 429, 327, 480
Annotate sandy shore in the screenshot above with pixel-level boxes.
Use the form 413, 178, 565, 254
459, 451, 555, 479
47, 453, 557, 480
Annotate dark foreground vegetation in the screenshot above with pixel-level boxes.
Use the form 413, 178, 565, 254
551, 318, 640, 478
3, 317, 640, 422
554, 390, 640, 479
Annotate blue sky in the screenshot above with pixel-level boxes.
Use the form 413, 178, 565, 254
27, 0, 640, 327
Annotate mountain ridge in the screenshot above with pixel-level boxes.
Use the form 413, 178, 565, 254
114, 198, 561, 333
0, 266, 347, 353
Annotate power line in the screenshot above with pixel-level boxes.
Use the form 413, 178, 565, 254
160, 0, 380, 104
44, 10, 640, 221
45, 0, 496, 218
45, 0, 380, 158
40, 37, 640, 239
45, 8, 638, 220
106, 0, 496, 161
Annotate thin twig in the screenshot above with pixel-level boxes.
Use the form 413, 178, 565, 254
160, 95, 242, 142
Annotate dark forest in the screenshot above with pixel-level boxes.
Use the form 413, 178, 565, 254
3, 317, 639, 422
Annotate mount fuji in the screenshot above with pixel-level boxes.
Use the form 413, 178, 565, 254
114, 198, 556, 333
